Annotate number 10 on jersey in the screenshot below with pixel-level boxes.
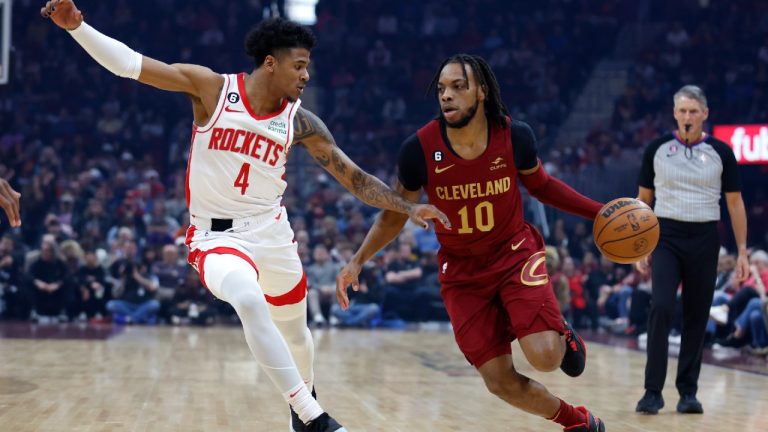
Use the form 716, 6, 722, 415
457, 201, 494, 234
234, 163, 251, 195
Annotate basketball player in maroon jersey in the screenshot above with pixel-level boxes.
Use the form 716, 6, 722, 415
41, 1, 449, 431
0, 177, 21, 228
337, 55, 606, 431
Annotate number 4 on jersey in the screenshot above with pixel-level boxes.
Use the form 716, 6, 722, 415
234, 163, 251, 195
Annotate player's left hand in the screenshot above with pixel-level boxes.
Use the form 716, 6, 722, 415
336, 261, 362, 311
408, 204, 451, 230
734, 252, 750, 282
0, 178, 21, 227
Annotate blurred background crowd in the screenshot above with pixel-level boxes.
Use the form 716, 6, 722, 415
0, 0, 766, 357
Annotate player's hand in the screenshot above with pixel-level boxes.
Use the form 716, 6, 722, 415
336, 261, 363, 310
40, 0, 84, 31
635, 256, 650, 275
0, 178, 21, 228
734, 252, 750, 282
408, 204, 451, 230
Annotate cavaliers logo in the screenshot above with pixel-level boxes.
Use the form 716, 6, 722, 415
521, 251, 549, 286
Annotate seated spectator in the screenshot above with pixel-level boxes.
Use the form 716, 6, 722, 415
74, 249, 112, 323
330, 261, 383, 328
709, 250, 768, 330
306, 244, 341, 325
169, 271, 216, 326
29, 239, 68, 322
107, 248, 160, 324
545, 246, 571, 318
381, 243, 424, 322
0, 234, 26, 319
152, 244, 188, 319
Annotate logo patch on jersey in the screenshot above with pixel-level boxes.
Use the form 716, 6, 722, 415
433, 151, 443, 162
666, 144, 678, 157
490, 156, 508, 171
225, 106, 244, 113
520, 251, 549, 286
434, 164, 455, 174
268, 120, 288, 135
227, 92, 241, 103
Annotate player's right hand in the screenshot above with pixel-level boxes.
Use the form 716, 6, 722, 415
41, 0, 83, 31
0, 178, 21, 228
336, 261, 363, 311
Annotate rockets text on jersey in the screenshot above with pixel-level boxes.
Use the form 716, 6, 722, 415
186, 73, 300, 219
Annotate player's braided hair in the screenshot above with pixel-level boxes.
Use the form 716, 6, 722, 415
244, 18, 316, 67
428, 54, 510, 128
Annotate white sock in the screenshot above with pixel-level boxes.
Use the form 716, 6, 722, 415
284, 382, 324, 424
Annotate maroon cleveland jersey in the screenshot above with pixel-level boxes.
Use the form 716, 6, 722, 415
398, 117, 539, 256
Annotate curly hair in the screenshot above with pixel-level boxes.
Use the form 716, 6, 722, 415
244, 18, 316, 67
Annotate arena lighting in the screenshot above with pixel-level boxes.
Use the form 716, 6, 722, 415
285, 0, 318, 25
713, 124, 768, 164
0, 0, 11, 85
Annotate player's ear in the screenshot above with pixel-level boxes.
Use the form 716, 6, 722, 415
264, 54, 276, 73
479, 84, 488, 102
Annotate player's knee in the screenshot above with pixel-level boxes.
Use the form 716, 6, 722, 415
527, 348, 562, 372
228, 286, 268, 320
521, 335, 563, 372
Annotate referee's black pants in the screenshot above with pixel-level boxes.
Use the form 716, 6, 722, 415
644, 218, 720, 396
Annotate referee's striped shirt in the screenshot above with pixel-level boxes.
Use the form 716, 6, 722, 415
638, 131, 741, 222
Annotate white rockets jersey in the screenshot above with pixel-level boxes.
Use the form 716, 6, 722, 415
186, 73, 300, 219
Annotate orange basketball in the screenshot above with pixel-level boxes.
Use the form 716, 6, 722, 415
593, 198, 659, 264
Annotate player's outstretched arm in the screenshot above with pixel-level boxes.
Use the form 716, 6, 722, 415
293, 107, 450, 230
41, 0, 222, 100
335, 181, 417, 310
518, 161, 603, 220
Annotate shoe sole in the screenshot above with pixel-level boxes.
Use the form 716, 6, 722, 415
636, 407, 659, 415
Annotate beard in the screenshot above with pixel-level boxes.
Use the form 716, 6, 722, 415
442, 99, 480, 129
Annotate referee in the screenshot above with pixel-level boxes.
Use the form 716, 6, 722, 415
634, 85, 749, 415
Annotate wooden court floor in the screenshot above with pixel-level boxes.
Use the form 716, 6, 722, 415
1, 325, 767, 432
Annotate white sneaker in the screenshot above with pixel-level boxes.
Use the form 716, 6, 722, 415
709, 305, 728, 325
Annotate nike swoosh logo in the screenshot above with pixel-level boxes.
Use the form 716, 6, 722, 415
434, 164, 456, 174
289, 389, 301, 398
225, 106, 244, 113
510, 238, 525, 251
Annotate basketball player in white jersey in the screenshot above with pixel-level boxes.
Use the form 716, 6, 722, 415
41, 1, 450, 431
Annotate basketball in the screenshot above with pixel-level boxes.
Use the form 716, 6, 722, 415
593, 198, 659, 264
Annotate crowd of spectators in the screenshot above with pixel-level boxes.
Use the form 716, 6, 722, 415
0, 1, 766, 358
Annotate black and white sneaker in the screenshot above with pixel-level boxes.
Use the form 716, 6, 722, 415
305, 413, 347, 432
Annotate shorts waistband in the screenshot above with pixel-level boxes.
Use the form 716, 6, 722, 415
191, 208, 281, 232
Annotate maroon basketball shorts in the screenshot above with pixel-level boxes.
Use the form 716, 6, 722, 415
437, 223, 565, 368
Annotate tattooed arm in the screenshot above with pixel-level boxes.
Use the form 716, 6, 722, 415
293, 107, 449, 228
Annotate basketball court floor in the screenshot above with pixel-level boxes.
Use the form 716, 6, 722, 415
1, 324, 766, 431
